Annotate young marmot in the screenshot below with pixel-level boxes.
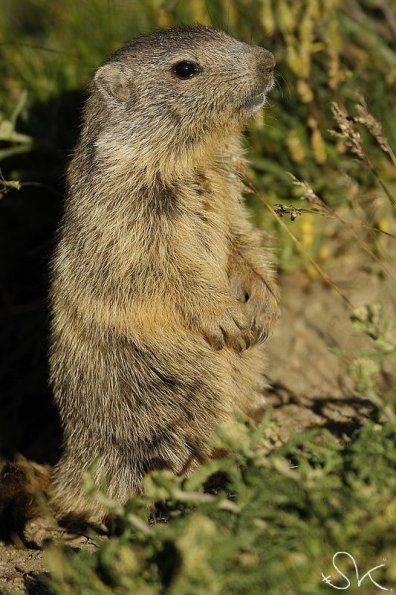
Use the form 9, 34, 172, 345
2, 25, 279, 531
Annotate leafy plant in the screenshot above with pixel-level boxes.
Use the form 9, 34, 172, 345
44, 417, 396, 594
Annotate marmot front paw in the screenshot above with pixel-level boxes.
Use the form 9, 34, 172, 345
193, 301, 250, 352
229, 267, 279, 346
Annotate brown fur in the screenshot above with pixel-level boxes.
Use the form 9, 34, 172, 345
0, 457, 50, 541
2, 26, 279, 531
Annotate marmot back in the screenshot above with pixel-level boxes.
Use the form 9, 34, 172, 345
3, 26, 280, 531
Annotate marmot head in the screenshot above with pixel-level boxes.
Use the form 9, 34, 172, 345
89, 26, 275, 177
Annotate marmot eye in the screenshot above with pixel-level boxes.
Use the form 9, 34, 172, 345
173, 61, 199, 79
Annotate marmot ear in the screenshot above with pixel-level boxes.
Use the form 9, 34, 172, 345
94, 63, 132, 102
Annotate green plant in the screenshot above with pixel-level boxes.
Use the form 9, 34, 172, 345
43, 417, 396, 594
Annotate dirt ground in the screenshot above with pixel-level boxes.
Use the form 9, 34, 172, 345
268, 257, 396, 443
1, 253, 395, 594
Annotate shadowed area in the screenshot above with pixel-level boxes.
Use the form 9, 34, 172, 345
0, 90, 85, 463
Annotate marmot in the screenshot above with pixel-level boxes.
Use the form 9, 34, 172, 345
1, 25, 279, 532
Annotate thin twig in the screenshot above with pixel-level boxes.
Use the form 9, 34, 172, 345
260, 196, 355, 309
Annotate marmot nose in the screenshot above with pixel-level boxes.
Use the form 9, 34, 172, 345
255, 47, 276, 73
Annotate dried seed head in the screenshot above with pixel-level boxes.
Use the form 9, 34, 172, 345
330, 102, 365, 160
354, 94, 396, 165
274, 203, 303, 221
288, 173, 326, 207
